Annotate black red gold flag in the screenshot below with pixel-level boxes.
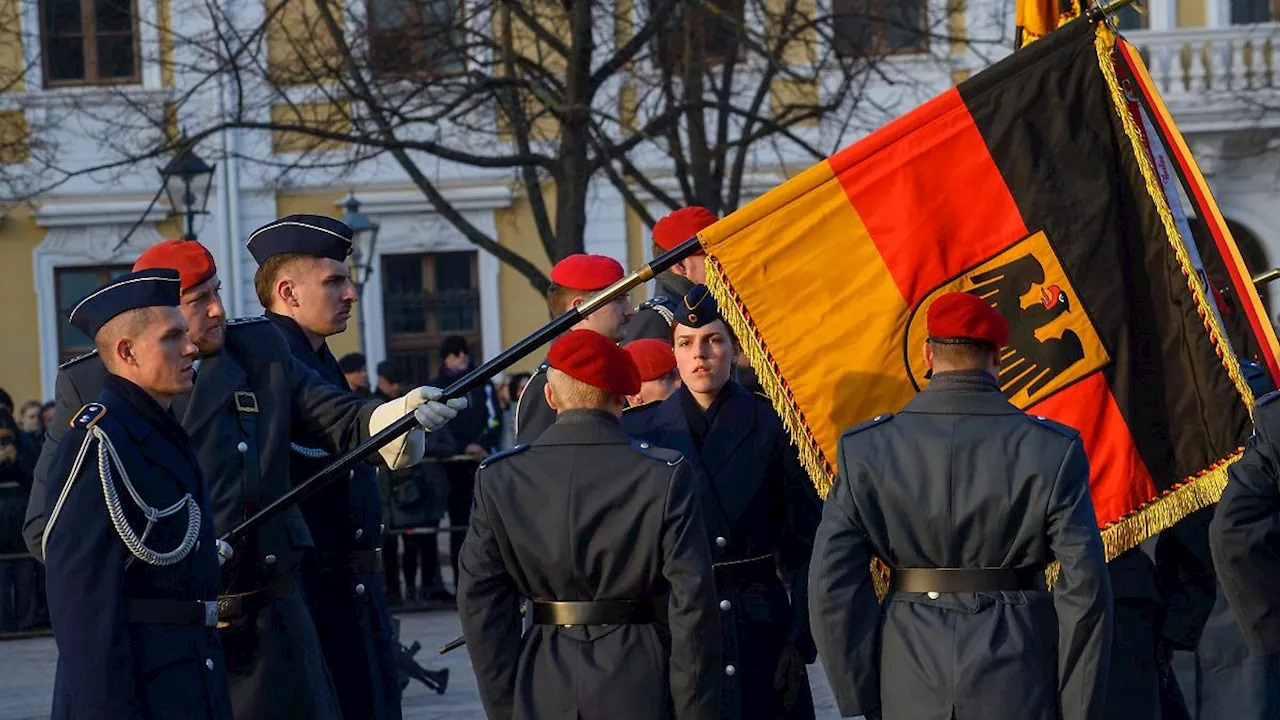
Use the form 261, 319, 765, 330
695, 17, 1276, 558
1015, 0, 1085, 49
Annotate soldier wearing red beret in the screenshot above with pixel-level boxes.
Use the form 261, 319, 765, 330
513, 254, 635, 445
622, 206, 718, 345
624, 338, 682, 407
809, 291, 1113, 720
458, 329, 722, 720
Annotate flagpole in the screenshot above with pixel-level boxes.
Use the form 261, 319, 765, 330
1085, 0, 1139, 22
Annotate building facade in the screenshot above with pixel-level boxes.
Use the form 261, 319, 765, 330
0, 0, 1278, 403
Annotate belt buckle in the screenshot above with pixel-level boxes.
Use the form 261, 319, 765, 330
233, 391, 259, 413
203, 600, 218, 628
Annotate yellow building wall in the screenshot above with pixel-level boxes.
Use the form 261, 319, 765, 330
273, 191, 363, 359
495, 191, 555, 373
0, 209, 46, 401
0, 0, 25, 93
1178, 0, 1206, 27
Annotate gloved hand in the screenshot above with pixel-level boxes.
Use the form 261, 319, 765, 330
216, 540, 234, 567
369, 386, 467, 470
773, 643, 808, 711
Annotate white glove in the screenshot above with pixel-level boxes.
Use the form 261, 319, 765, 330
369, 386, 467, 470
216, 540, 234, 567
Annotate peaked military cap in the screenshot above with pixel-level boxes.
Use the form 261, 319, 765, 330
246, 214, 354, 265
677, 284, 723, 328
68, 268, 182, 338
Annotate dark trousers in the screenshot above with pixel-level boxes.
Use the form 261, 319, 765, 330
0, 558, 40, 632
383, 534, 401, 600
444, 460, 479, 583
400, 534, 440, 596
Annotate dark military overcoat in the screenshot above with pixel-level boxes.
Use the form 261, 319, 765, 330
809, 371, 1113, 720
623, 382, 821, 720
458, 409, 723, 720
43, 375, 233, 720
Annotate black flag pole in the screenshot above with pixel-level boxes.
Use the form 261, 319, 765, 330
219, 235, 704, 546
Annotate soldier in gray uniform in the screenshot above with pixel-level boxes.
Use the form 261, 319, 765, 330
25, 238, 462, 720
514, 253, 634, 445
459, 329, 721, 720
809, 291, 1113, 720
620, 206, 715, 345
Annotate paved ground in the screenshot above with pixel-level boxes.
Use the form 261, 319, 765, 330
0, 610, 850, 719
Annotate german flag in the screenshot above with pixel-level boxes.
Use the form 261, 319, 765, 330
698, 18, 1270, 557
1014, 0, 1084, 49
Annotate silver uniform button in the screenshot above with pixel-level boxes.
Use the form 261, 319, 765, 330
719, 600, 731, 611
927, 591, 940, 600
349, 470, 355, 480
724, 665, 736, 677
355, 583, 366, 596
236, 441, 248, 453
355, 528, 364, 540
205, 659, 214, 670
264, 554, 277, 565
639, 441, 650, 449
715, 536, 727, 548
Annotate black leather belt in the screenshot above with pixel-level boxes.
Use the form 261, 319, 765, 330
127, 599, 220, 628
891, 567, 1047, 593
713, 554, 777, 587
530, 599, 663, 625
303, 549, 383, 576
218, 571, 295, 623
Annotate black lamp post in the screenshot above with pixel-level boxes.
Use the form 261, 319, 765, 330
159, 135, 216, 241
340, 190, 381, 359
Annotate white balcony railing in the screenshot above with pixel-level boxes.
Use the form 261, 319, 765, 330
1123, 24, 1280, 107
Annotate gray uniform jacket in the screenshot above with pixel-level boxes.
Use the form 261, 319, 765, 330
27, 317, 381, 720
457, 410, 723, 720
810, 371, 1113, 720
513, 360, 554, 446
621, 273, 694, 345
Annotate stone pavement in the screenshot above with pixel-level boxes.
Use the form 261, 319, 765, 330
0, 610, 852, 719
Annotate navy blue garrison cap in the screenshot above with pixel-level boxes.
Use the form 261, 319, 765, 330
68, 268, 182, 338
246, 214, 354, 265
678, 284, 723, 328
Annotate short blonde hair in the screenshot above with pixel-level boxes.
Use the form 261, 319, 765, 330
546, 368, 616, 411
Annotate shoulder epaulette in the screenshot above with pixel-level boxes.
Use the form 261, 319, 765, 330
843, 412, 893, 437
1256, 390, 1280, 408
479, 445, 530, 469
59, 349, 99, 370
534, 360, 549, 375
753, 391, 773, 403
227, 316, 270, 327
631, 438, 682, 466
1027, 413, 1079, 438
70, 403, 107, 430
637, 296, 675, 326
623, 399, 660, 415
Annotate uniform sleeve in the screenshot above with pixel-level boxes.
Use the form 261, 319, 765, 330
42, 430, 143, 720
25, 367, 87, 561
775, 437, 821, 660
661, 461, 722, 720
1154, 507, 1216, 650
514, 372, 555, 446
808, 441, 882, 718
1046, 438, 1113, 720
456, 473, 521, 720
621, 308, 673, 344
286, 351, 380, 457
1210, 408, 1280, 656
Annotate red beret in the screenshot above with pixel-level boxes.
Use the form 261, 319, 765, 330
134, 240, 217, 292
927, 292, 1010, 348
548, 330, 641, 396
549, 254, 625, 291
652, 206, 718, 253
623, 339, 677, 382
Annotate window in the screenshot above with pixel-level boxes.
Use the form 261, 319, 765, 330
368, 0, 463, 78
39, 0, 140, 86
833, 0, 928, 59
381, 251, 481, 384
1230, 0, 1278, 24
55, 265, 131, 362
655, 0, 745, 71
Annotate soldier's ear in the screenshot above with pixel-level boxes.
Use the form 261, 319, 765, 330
544, 382, 560, 412
115, 337, 139, 368
922, 341, 935, 370
276, 276, 299, 308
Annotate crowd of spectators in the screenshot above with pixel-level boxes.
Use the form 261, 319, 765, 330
0, 388, 52, 633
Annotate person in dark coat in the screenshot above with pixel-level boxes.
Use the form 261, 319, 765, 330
41, 268, 232, 720
809, 292, 1113, 720
622, 285, 821, 720
26, 239, 461, 720
0, 409, 39, 633
249, 215, 418, 720
620, 206, 714, 345
459, 329, 722, 720
514, 254, 635, 445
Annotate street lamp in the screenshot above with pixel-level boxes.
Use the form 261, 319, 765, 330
340, 190, 381, 360
159, 135, 216, 241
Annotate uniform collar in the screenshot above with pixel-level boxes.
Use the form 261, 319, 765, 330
536, 409, 629, 446
266, 310, 327, 357
902, 370, 1020, 416
102, 374, 192, 448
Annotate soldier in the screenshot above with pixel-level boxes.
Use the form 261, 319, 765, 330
623, 338, 682, 407
622, 285, 821, 720
809, 292, 1113, 720
621, 206, 717, 344
42, 268, 232, 719
514, 254, 634, 444
248, 215, 403, 720
26, 238, 462, 720
458, 329, 722, 720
